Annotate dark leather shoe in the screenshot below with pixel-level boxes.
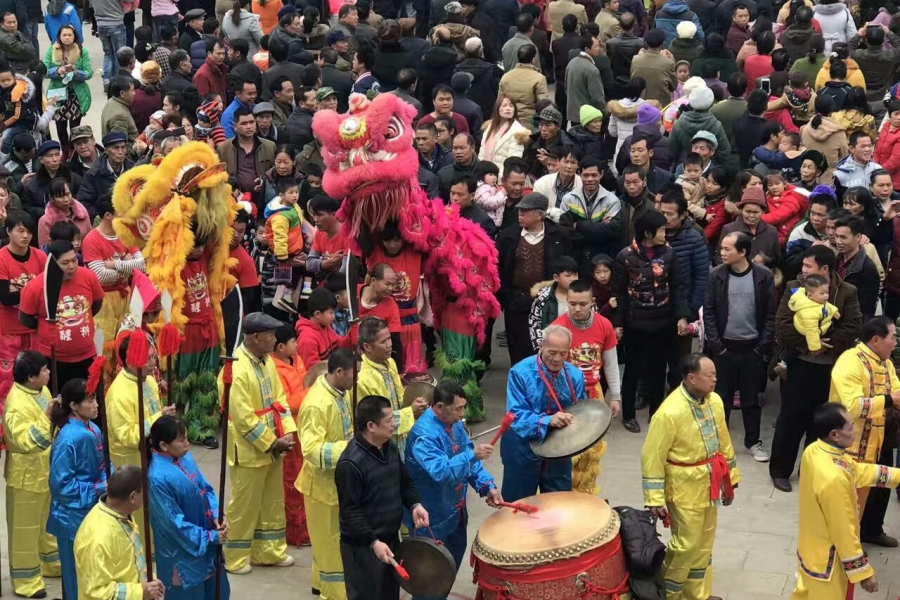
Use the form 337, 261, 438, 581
311, 588, 321, 596
28, 591, 47, 599
772, 477, 792, 492
202, 436, 219, 450
862, 533, 899, 548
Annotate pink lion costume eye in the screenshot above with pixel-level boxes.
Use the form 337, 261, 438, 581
312, 93, 420, 201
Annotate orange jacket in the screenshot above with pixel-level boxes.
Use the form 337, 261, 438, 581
272, 355, 308, 415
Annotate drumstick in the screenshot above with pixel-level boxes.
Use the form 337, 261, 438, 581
496, 501, 539, 515
488, 412, 516, 446
389, 557, 410, 580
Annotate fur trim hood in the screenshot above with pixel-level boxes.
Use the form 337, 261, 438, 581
530, 280, 554, 298
608, 99, 660, 122
7, 74, 35, 104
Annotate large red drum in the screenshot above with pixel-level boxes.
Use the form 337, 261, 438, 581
471, 492, 629, 600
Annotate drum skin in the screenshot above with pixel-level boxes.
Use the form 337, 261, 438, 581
472, 492, 629, 600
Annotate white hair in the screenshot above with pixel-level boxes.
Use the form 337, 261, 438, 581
542, 325, 572, 346
465, 37, 483, 56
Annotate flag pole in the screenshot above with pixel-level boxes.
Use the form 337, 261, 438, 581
136, 364, 154, 582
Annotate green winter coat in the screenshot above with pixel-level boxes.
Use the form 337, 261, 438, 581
43, 43, 93, 115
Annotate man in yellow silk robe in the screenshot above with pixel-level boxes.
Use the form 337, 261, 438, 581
641, 354, 739, 600
219, 313, 298, 574
355, 318, 420, 456
75, 465, 164, 600
107, 333, 174, 544
296, 348, 355, 600
2, 351, 60, 597
792, 403, 900, 600
828, 316, 900, 544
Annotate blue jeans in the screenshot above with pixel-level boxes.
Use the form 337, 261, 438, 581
97, 23, 126, 81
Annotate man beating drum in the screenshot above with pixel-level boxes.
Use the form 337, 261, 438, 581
500, 325, 586, 502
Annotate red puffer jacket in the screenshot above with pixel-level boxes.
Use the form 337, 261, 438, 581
874, 121, 900, 190
762, 184, 808, 247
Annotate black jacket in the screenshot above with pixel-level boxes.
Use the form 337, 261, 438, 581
418, 166, 440, 199
686, 0, 716, 32
321, 64, 353, 113
160, 71, 201, 117
613, 240, 690, 332
607, 33, 644, 82
227, 58, 263, 100
416, 44, 459, 112
703, 262, 776, 357
262, 61, 307, 101
468, 5, 500, 63
460, 203, 497, 239
66, 145, 103, 179
496, 219, 573, 310
335, 435, 421, 547
22, 168, 81, 222
178, 27, 201, 53
734, 112, 768, 169
454, 58, 502, 120
285, 106, 316, 149
269, 26, 314, 66
840, 248, 880, 320
373, 42, 415, 92
552, 32, 583, 89
438, 158, 477, 201
77, 157, 133, 221
418, 145, 452, 175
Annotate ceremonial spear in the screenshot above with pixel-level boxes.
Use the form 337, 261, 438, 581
156, 290, 180, 407
43, 253, 64, 397
215, 286, 243, 600
87, 329, 112, 480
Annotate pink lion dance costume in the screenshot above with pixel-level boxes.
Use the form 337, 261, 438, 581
313, 93, 500, 421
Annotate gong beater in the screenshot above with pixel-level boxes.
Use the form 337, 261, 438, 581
393, 536, 456, 597
529, 401, 612, 460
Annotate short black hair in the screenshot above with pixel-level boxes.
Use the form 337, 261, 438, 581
679, 352, 708, 378
107, 464, 143, 500
269, 37, 288, 62
338, 3, 356, 18
49, 221, 79, 243
205, 36, 220, 54
503, 158, 526, 179
230, 38, 249, 57
309, 194, 342, 214
849, 131, 872, 147
234, 105, 254, 123
683, 152, 702, 168
860, 316, 894, 344
568, 279, 592, 295
96, 197, 115, 219
722, 231, 752, 256
274, 323, 296, 346
551, 256, 579, 275
308, 288, 337, 314
109, 75, 134, 99
13, 350, 46, 384
659, 186, 687, 214
12, 133, 35, 151
277, 177, 299, 194
517, 43, 537, 64
474, 160, 499, 180
813, 402, 849, 441
834, 214, 864, 236
432, 84, 453, 101
234, 208, 251, 225
451, 173, 477, 194
578, 34, 594, 51
562, 13, 578, 32
48, 239, 75, 260
516, 12, 534, 32
203, 17, 219, 33
802, 244, 836, 272
355, 395, 391, 432
358, 316, 388, 349
434, 380, 466, 406
634, 209, 667, 242
747, 89, 769, 116
5, 210, 34, 232
324, 271, 347, 294
397, 68, 417, 90
355, 46, 375, 70
328, 347, 354, 372
645, 28, 666, 48
762, 121, 784, 141
169, 49, 189, 71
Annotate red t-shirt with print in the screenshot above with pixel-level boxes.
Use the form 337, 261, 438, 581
230, 246, 259, 289
0, 246, 46, 335
19, 267, 104, 362
552, 312, 617, 392
181, 256, 215, 325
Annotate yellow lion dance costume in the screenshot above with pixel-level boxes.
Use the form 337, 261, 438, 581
112, 142, 237, 442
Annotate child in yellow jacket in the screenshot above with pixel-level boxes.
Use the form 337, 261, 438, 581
788, 274, 840, 352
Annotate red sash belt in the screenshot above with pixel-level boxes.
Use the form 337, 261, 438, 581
667, 452, 734, 503
255, 402, 287, 438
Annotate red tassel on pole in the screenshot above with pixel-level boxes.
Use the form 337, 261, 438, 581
157, 323, 182, 358
126, 330, 149, 370
85, 356, 107, 395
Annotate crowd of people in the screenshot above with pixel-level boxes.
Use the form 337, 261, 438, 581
2, 0, 900, 596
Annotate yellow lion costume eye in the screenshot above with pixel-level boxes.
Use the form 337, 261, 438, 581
112, 142, 237, 337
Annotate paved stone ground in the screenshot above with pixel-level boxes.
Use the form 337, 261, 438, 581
18, 27, 897, 600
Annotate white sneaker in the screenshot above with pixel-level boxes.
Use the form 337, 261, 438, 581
274, 554, 295, 567
747, 442, 770, 463
227, 563, 252, 575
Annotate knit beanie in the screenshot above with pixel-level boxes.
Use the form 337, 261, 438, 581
637, 103, 662, 124
738, 186, 767, 209
682, 76, 706, 96
811, 184, 837, 199
689, 86, 715, 111
677, 21, 697, 39
580, 105, 604, 126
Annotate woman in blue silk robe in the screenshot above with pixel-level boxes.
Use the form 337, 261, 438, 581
147, 416, 230, 600
48, 378, 108, 600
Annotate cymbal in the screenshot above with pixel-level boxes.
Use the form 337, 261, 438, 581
529, 401, 612, 460
393, 537, 456, 597
403, 381, 435, 407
